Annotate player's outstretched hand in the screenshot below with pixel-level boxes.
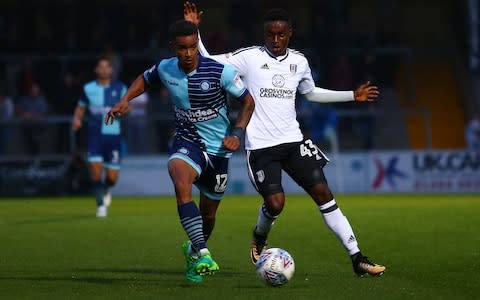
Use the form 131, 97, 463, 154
354, 81, 380, 102
183, 1, 203, 26
105, 100, 130, 125
223, 136, 241, 152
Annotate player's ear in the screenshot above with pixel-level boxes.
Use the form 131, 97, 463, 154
169, 41, 175, 52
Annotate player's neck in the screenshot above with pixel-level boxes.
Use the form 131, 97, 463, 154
264, 46, 288, 59
97, 79, 111, 86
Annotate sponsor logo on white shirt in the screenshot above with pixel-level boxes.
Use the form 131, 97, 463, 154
272, 74, 285, 88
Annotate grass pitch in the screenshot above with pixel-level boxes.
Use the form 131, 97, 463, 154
0, 194, 479, 300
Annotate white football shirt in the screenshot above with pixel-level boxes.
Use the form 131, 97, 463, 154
200, 45, 315, 150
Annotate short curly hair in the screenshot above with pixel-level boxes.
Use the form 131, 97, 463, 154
263, 8, 292, 27
168, 20, 198, 41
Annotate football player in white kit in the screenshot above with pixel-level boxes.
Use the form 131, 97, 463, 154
184, 2, 385, 276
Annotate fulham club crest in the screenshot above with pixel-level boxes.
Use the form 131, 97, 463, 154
290, 64, 297, 74
256, 170, 265, 183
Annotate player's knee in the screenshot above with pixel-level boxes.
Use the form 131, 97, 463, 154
264, 192, 285, 216
90, 172, 102, 181
173, 179, 193, 194
308, 183, 333, 205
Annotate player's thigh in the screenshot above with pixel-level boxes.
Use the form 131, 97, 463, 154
195, 155, 229, 201
283, 140, 328, 190
168, 138, 206, 201
87, 134, 103, 177
103, 135, 122, 171
105, 168, 120, 183
247, 148, 283, 196
88, 162, 103, 181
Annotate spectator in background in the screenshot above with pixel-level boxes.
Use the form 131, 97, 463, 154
16, 59, 37, 96
329, 53, 354, 90
465, 114, 480, 151
103, 41, 123, 81
298, 97, 339, 151
154, 86, 175, 153
54, 71, 80, 153
16, 83, 48, 155
0, 90, 14, 155
125, 90, 149, 154
354, 51, 379, 150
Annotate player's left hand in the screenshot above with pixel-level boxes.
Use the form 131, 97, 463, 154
354, 81, 380, 102
105, 100, 130, 125
223, 136, 240, 152
183, 1, 203, 26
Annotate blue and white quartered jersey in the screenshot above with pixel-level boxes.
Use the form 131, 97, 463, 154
78, 80, 127, 136
144, 55, 248, 157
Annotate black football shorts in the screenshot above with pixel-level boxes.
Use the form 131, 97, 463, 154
246, 139, 329, 197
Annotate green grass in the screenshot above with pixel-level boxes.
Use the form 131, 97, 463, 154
0, 194, 479, 300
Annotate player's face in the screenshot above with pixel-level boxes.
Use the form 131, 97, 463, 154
95, 59, 113, 81
264, 21, 292, 57
171, 34, 199, 73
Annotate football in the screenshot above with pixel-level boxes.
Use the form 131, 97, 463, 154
255, 248, 295, 286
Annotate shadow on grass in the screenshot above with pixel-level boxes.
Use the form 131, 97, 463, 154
0, 268, 184, 285
75, 267, 244, 278
0, 268, 254, 287
75, 267, 183, 276
0, 275, 159, 285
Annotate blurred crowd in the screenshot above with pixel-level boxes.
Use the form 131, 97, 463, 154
0, 0, 404, 155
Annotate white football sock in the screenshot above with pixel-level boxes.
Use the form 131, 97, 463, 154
319, 199, 360, 256
255, 204, 278, 236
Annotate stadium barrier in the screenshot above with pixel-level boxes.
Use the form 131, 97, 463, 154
112, 150, 480, 196
1, 150, 478, 197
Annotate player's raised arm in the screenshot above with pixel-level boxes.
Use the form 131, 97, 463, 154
105, 74, 147, 124
183, 2, 203, 28
183, 1, 239, 66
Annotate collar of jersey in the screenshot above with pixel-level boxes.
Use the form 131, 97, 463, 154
96, 80, 111, 88
264, 47, 289, 62
179, 55, 204, 76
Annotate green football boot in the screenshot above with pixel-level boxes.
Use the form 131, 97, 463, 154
182, 241, 204, 283
195, 252, 219, 276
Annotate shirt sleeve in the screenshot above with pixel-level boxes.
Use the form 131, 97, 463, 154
143, 62, 162, 86
297, 61, 316, 95
120, 84, 127, 97
77, 87, 88, 108
220, 64, 248, 100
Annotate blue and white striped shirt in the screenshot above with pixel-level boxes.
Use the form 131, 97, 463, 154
144, 55, 248, 157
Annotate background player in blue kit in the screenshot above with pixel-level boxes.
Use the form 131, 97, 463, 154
72, 57, 127, 218
106, 20, 255, 283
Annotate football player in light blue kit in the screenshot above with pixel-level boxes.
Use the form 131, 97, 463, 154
106, 20, 255, 283
72, 57, 127, 218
